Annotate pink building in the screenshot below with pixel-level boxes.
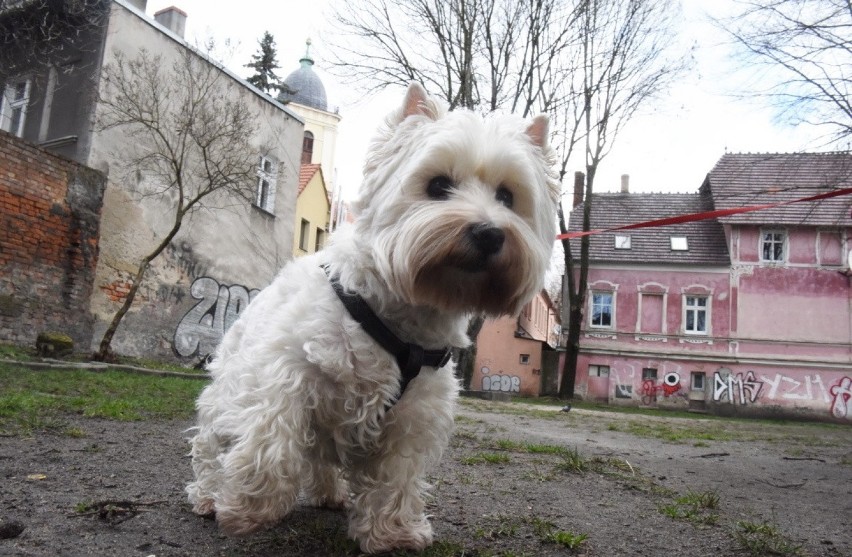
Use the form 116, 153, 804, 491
567, 152, 852, 422
473, 291, 563, 397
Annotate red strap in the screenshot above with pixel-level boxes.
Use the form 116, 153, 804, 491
556, 186, 852, 241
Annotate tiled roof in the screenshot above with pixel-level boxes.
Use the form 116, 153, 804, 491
703, 152, 852, 226
298, 164, 322, 196
568, 192, 730, 266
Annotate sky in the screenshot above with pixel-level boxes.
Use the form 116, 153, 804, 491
146, 0, 831, 202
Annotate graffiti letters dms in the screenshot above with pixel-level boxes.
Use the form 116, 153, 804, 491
713, 370, 763, 405
174, 277, 259, 358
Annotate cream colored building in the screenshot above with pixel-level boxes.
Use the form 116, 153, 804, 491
293, 164, 330, 257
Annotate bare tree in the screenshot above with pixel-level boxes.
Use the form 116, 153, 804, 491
329, 0, 577, 112
93, 44, 260, 360
0, 0, 107, 82
720, 0, 852, 144
557, 0, 689, 398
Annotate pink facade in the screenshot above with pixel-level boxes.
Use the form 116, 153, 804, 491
472, 291, 561, 397
570, 153, 852, 422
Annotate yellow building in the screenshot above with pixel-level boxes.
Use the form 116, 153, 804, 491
293, 164, 330, 257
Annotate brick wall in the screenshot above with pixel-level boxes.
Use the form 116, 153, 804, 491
0, 131, 106, 350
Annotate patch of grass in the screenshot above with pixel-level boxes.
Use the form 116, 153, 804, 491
734, 520, 805, 556
659, 490, 720, 525
529, 517, 588, 551
555, 447, 587, 473
461, 452, 510, 465
0, 343, 35, 361
0, 365, 205, 435
474, 514, 520, 540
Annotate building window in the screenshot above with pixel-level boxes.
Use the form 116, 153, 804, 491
1, 78, 31, 137
614, 234, 631, 249
301, 131, 314, 164
315, 227, 325, 251
670, 236, 688, 251
761, 229, 786, 262
255, 156, 277, 212
298, 219, 310, 251
642, 367, 658, 381
519, 354, 530, 365
590, 292, 613, 328
684, 295, 708, 334
589, 364, 610, 377
691, 372, 705, 391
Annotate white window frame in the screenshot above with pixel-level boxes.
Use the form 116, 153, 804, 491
298, 218, 310, 252
683, 295, 709, 335
590, 291, 614, 329
670, 235, 688, 251
519, 353, 530, 365
614, 234, 631, 249
760, 229, 786, 263
255, 155, 277, 213
1, 77, 31, 137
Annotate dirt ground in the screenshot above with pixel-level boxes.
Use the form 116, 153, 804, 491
1, 398, 850, 557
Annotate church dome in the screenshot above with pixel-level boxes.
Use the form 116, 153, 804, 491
278, 39, 327, 112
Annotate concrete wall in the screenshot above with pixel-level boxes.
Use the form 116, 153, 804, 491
474, 315, 544, 397
0, 131, 106, 348
84, 2, 303, 360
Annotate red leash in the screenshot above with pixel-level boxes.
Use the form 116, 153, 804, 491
556, 187, 852, 241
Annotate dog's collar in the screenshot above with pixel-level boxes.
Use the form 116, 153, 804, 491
322, 265, 453, 402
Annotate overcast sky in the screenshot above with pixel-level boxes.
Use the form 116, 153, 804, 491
146, 0, 830, 201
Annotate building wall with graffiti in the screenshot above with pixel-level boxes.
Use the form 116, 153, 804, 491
80, 4, 304, 360
473, 314, 544, 397
574, 351, 852, 422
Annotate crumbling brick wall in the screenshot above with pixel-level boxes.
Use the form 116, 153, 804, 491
0, 130, 106, 350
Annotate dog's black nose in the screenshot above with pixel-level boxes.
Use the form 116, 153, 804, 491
468, 223, 505, 256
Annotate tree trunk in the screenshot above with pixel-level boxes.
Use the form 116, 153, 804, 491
93, 257, 151, 361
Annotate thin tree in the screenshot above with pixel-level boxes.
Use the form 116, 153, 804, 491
245, 30, 283, 94
94, 44, 260, 360
720, 0, 852, 144
0, 0, 106, 83
556, 0, 689, 398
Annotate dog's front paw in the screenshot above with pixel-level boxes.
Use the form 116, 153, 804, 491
215, 509, 267, 537
352, 515, 433, 554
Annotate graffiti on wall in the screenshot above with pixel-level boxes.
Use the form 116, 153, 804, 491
829, 377, 852, 420
713, 369, 763, 405
761, 373, 832, 403
639, 371, 683, 405
173, 277, 260, 358
480, 366, 521, 393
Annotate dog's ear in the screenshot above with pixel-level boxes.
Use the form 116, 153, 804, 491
401, 82, 439, 121
525, 115, 549, 149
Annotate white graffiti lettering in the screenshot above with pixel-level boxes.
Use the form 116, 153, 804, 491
173, 277, 259, 358
713, 370, 763, 405
482, 374, 521, 393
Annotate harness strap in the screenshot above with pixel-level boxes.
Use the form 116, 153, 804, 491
323, 266, 453, 403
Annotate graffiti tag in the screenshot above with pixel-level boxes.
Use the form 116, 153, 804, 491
713, 370, 763, 405
173, 277, 260, 358
829, 377, 852, 420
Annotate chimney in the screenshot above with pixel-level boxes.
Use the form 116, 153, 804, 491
620, 174, 630, 193
573, 171, 585, 208
154, 6, 187, 38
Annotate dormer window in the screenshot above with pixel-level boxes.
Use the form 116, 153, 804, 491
614, 234, 631, 249
670, 236, 688, 251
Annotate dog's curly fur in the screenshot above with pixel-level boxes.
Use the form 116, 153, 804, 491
186, 83, 558, 553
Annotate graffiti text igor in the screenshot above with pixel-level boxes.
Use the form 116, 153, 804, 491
174, 277, 260, 358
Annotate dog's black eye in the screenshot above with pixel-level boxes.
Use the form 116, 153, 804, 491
427, 176, 454, 200
496, 186, 513, 209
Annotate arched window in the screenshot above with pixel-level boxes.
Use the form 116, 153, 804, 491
301, 131, 314, 164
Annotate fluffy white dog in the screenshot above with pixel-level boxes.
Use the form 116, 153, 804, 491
186, 82, 558, 553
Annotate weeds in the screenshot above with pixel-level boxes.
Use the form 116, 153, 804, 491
734, 520, 804, 556
529, 517, 588, 551
659, 490, 720, 525
461, 452, 510, 465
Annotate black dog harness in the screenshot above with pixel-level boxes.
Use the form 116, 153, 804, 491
323, 266, 453, 404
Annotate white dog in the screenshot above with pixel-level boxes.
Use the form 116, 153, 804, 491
186, 82, 558, 553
